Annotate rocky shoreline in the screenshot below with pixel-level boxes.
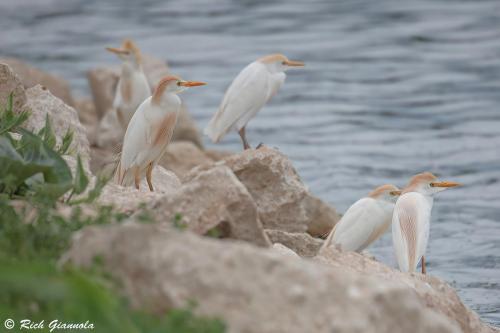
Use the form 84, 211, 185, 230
1, 57, 498, 333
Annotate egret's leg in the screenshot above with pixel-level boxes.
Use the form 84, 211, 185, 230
256, 143, 265, 149
146, 163, 154, 192
421, 256, 426, 274
134, 167, 140, 190
238, 127, 251, 150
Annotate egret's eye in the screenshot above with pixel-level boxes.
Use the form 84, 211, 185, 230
176, 81, 181, 86
282, 61, 286, 65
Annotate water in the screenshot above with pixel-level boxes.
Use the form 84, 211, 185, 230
1, 0, 499, 325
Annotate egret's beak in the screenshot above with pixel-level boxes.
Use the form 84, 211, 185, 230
284, 60, 305, 67
105, 47, 130, 55
178, 81, 207, 87
390, 190, 402, 196
430, 181, 461, 188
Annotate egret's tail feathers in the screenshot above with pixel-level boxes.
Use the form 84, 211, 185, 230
319, 223, 338, 253
204, 119, 224, 143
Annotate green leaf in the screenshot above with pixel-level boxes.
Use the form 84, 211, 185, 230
0, 93, 30, 135
58, 129, 74, 154
73, 155, 89, 195
0, 129, 73, 198
39, 114, 57, 149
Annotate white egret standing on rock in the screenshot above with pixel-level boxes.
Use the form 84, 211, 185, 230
204, 53, 304, 150
115, 75, 206, 191
106, 39, 151, 130
320, 184, 401, 253
392, 172, 460, 274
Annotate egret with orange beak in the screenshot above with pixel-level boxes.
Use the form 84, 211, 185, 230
392, 172, 461, 274
204, 53, 304, 150
115, 76, 206, 191
106, 39, 151, 130
321, 184, 401, 253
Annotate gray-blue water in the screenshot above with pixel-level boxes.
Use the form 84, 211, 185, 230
1, 0, 499, 325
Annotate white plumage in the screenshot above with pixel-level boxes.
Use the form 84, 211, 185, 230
321, 184, 400, 253
115, 76, 205, 191
204, 53, 304, 149
106, 39, 151, 130
392, 172, 460, 274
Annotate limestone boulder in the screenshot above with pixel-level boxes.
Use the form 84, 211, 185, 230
223, 146, 311, 233
303, 194, 340, 238
159, 141, 214, 179
0, 57, 74, 106
87, 67, 118, 119
150, 165, 269, 247
98, 166, 181, 213
0, 63, 26, 113
272, 243, 300, 258
265, 229, 323, 257
74, 98, 99, 130
92, 107, 124, 149
23, 85, 90, 168
184, 147, 341, 235
89, 146, 117, 177
316, 247, 499, 333
63, 222, 460, 333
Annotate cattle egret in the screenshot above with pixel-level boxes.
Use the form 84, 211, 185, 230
321, 184, 401, 253
106, 39, 151, 130
392, 172, 460, 274
204, 53, 304, 150
115, 75, 206, 191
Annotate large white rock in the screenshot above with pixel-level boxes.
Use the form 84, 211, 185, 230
23, 85, 90, 169
63, 222, 461, 333
0, 57, 75, 106
0, 63, 26, 113
316, 247, 499, 333
150, 165, 269, 247
98, 166, 181, 213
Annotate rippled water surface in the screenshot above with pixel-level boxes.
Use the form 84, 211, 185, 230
1, 0, 499, 325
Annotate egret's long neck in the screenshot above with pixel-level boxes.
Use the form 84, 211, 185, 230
121, 61, 142, 77
154, 92, 182, 111
378, 199, 396, 215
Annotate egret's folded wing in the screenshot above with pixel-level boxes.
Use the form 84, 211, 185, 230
332, 198, 379, 252
205, 62, 269, 141
393, 194, 422, 272
120, 101, 151, 170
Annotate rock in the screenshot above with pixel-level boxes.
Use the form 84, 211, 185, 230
87, 67, 118, 119
93, 107, 124, 149
303, 195, 340, 238
265, 229, 323, 257
74, 98, 98, 129
272, 243, 300, 258
224, 146, 311, 233
159, 141, 214, 179
0, 57, 75, 106
23, 85, 90, 168
0, 63, 26, 113
316, 247, 498, 333
87, 55, 203, 148
205, 149, 233, 161
89, 146, 117, 177
98, 166, 181, 213
184, 147, 341, 235
63, 222, 460, 333
150, 165, 269, 247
